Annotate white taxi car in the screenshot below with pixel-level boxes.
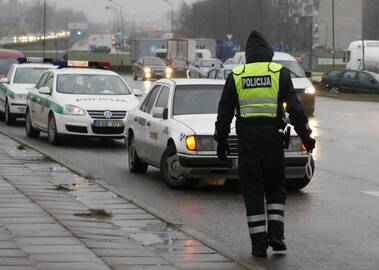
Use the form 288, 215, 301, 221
125, 79, 314, 190
25, 60, 139, 145
0, 57, 57, 125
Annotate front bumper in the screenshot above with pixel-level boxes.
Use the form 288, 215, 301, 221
178, 153, 312, 180
9, 99, 27, 117
55, 113, 126, 138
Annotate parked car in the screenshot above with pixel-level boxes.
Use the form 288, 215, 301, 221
188, 58, 222, 78
125, 79, 314, 190
0, 49, 24, 79
133, 56, 172, 81
207, 67, 232, 80
169, 59, 188, 78
321, 69, 379, 94
90, 46, 111, 54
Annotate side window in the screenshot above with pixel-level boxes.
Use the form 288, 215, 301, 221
155, 86, 170, 108
7, 66, 14, 82
142, 85, 161, 113
357, 72, 372, 82
36, 73, 48, 89
343, 71, 357, 80
44, 75, 54, 91
208, 69, 216, 79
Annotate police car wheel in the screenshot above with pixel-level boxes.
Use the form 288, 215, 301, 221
284, 176, 311, 191
25, 110, 40, 138
160, 144, 199, 189
47, 114, 60, 145
5, 101, 15, 126
128, 136, 148, 173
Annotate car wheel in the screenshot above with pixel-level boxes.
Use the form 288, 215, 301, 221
330, 85, 340, 94
5, 100, 15, 126
285, 176, 311, 191
25, 109, 40, 138
128, 136, 148, 173
47, 114, 60, 145
160, 144, 199, 189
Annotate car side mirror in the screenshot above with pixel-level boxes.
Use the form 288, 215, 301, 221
152, 107, 168, 120
133, 89, 144, 97
38, 86, 52, 95
0, 77, 9, 84
305, 71, 312, 78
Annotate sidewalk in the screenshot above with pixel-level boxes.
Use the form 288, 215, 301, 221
0, 133, 246, 270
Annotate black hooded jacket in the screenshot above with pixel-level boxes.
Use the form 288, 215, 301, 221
215, 31, 311, 144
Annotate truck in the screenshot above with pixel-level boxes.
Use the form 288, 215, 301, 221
216, 40, 241, 61
130, 39, 168, 63
344, 40, 379, 72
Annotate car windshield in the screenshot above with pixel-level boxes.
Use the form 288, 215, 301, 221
200, 60, 222, 67
0, 58, 17, 75
173, 60, 187, 68
174, 85, 223, 115
144, 58, 165, 66
57, 74, 131, 95
14, 67, 51, 84
274, 60, 306, 78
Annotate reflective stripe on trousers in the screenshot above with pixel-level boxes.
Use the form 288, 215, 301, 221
266, 203, 285, 223
247, 214, 266, 235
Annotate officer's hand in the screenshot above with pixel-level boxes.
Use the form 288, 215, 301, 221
303, 137, 316, 153
217, 142, 230, 161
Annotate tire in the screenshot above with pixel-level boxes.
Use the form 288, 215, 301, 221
5, 100, 15, 126
47, 114, 60, 145
285, 176, 311, 191
330, 85, 340, 94
25, 109, 40, 138
128, 136, 148, 173
160, 144, 199, 189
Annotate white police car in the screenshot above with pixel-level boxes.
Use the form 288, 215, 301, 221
0, 57, 57, 125
126, 79, 314, 190
25, 60, 139, 145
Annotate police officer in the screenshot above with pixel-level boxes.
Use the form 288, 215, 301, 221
215, 31, 315, 257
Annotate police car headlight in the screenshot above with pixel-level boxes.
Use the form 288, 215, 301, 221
287, 136, 306, 153
305, 86, 316, 94
165, 67, 172, 74
63, 105, 86, 116
144, 67, 151, 73
14, 94, 27, 100
196, 136, 218, 151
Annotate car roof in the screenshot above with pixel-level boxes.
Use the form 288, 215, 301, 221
273, 52, 297, 61
13, 63, 57, 69
51, 68, 118, 75
0, 49, 24, 58
158, 78, 226, 86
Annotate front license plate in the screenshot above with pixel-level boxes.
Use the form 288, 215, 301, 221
92, 120, 123, 127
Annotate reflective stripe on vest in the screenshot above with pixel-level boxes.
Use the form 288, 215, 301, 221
233, 62, 282, 118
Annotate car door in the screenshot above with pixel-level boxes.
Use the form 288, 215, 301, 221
339, 70, 359, 91
145, 85, 171, 164
207, 68, 217, 79
30, 72, 49, 128
135, 84, 162, 160
0, 66, 14, 112
357, 72, 378, 93
39, 73, 55, 130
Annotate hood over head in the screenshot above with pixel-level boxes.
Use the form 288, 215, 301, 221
245, 30, 274, 63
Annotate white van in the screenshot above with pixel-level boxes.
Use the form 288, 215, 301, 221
232, 51, 316, 115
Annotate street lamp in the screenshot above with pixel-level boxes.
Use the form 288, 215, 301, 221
105, 5, 118, 34
43, 0, 46, 58
332, 0, 335, 68
108, 0, 125, 47
161, 0, 174, 36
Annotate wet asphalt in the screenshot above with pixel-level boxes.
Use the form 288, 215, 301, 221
1, 77, 379, 270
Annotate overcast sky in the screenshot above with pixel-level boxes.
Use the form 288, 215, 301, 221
45, 0, 197, 27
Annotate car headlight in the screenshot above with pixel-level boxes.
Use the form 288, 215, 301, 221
287, 136, 306, 152
197, 135, 218, 151
63, 105, 86, 116
166, 67, 172, 74
185, 135, 196, 151
144, 67, 151, 73
305, 86, 316, 94
14, 94, 27, 100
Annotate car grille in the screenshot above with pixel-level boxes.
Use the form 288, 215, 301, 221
227, 136, 239, 156
87, 110, 126, 120
92, 127, 125, 135
66, 125, 88, 134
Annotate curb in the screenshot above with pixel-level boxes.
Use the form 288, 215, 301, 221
0, 131, 265, 270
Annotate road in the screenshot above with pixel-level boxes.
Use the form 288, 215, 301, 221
1, 76, 379, 270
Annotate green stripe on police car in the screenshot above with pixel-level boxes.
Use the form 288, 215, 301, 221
27, 92, 63, 114
0, 83, 15, 98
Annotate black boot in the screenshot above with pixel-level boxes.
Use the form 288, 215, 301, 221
252, 248, 268, 258
268, 238, 287, 251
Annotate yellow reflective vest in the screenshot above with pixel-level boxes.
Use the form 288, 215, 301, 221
233, 62, 283, 118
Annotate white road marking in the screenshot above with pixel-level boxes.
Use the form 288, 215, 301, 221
362, 191, 379, 197
333, 112, 357, 117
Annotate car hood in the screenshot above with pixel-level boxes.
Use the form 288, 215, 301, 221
8, 84, 35, 94
58, 94, 140, 111
291, 77, 313, 90
174, 114, 236, 135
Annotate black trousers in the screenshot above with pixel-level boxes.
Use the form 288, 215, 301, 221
238, 124, 286, 251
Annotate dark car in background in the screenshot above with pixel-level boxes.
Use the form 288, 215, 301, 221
169, 59, 188, 78
0, 49, 24, 79
321, 69, 379, 94
90, 45, 111, 54
133, 56, 172, 81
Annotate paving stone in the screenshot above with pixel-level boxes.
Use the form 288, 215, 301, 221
37, 262, 111, 270
173, 262, 243, 270
161, 253, 231, 263
0, 241, 18, 248
16, 237, 81, 246
0, 249, 26, 257
31, 253, 99, 263
0, 217, 55, 224
82, 240, 145, 250
0, 257, 34, 266
93, 248, 157, 257
103, 256, 170, 266
10, 229, 71, 237
22, 245, 91, 254
113, 266, 178, 270
0, 267, 39, 270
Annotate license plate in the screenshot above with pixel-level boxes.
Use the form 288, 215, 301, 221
16, 107, 26, 113
92, 120, 123, 127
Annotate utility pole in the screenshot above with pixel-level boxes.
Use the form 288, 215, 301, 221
43, 0, 46, 58
332, 0, 335, 68
161, 0, 174, 36
227, 0, 232, 36
309, 16, 313, 71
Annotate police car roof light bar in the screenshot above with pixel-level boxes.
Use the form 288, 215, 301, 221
17, 57, 48, 64
52, 60, 111, 69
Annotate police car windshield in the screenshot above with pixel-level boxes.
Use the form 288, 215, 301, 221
173, 85, 223, 115
57, 74, 131, 95
274, 60, 305, 78
14, 67, 51, 84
